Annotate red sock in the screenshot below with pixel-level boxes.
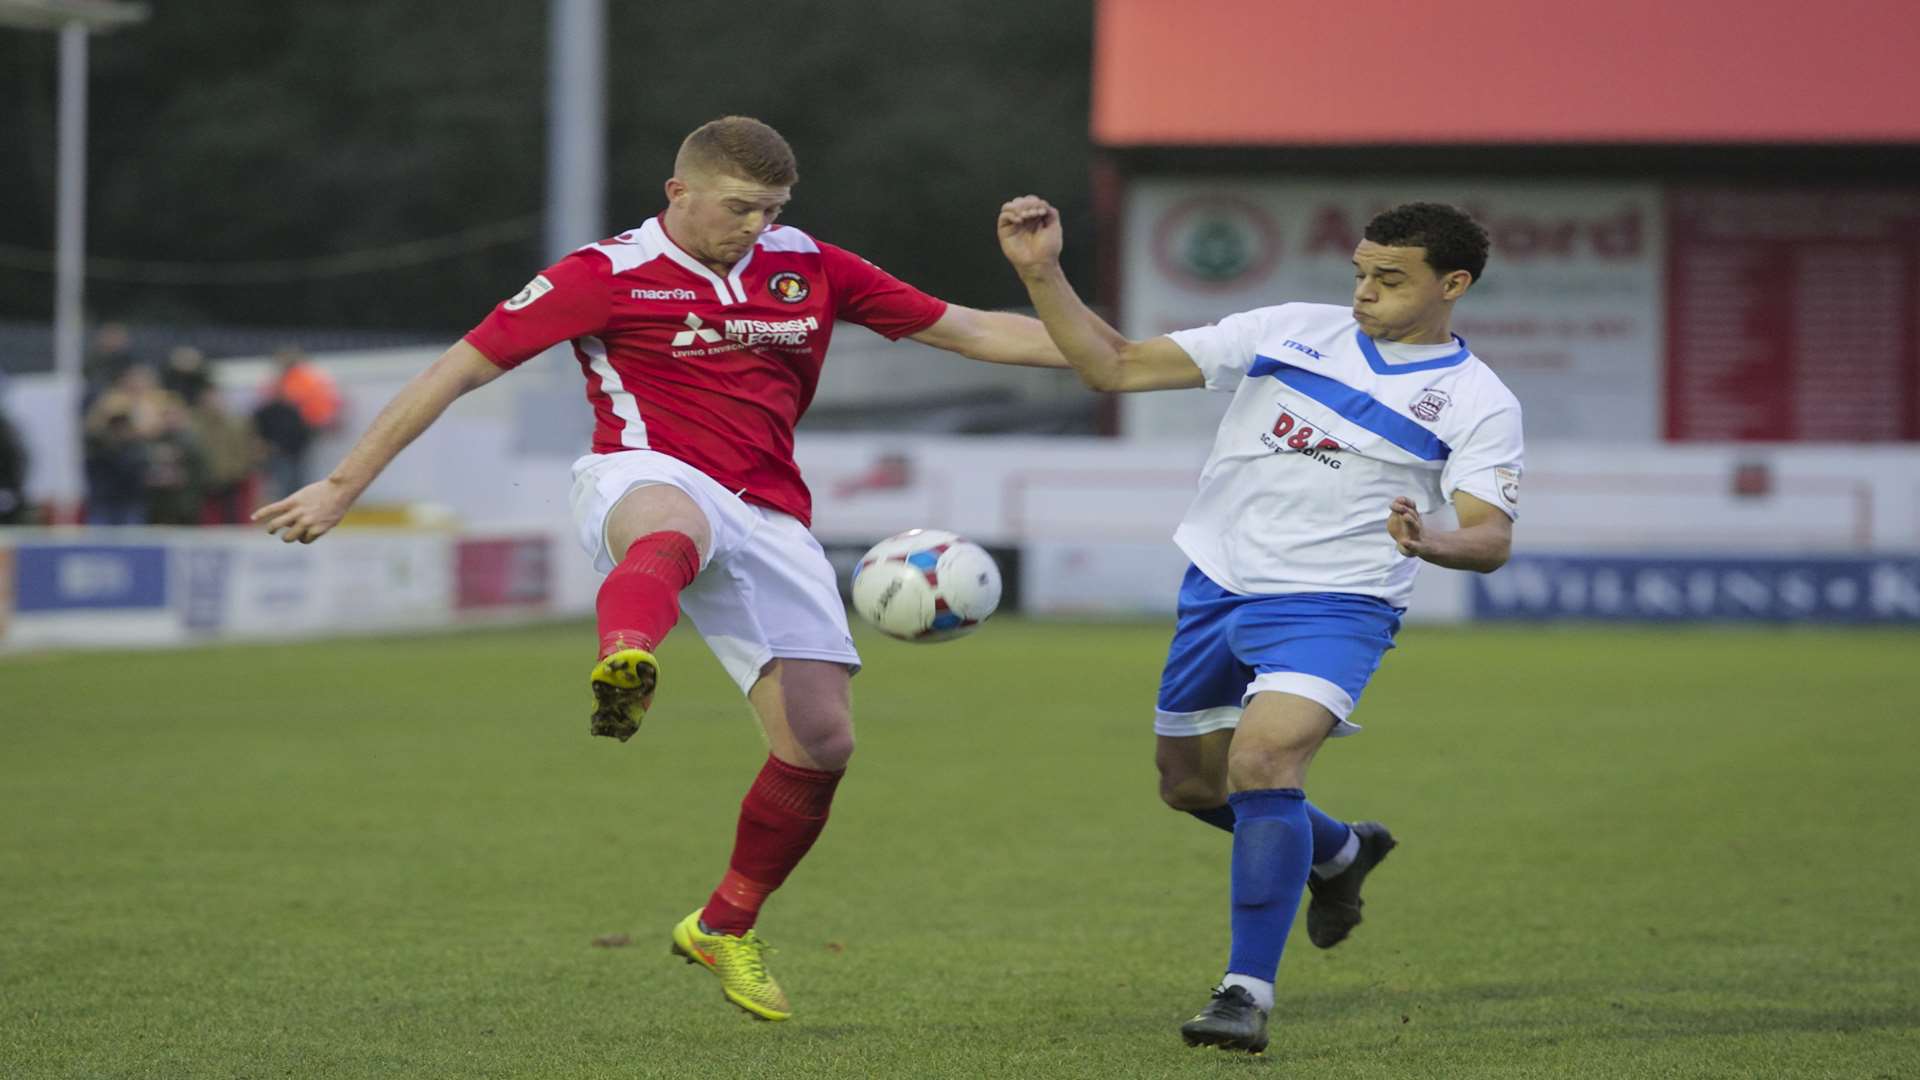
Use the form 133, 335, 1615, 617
700, 755, 844, 935
597, 530, 700, 658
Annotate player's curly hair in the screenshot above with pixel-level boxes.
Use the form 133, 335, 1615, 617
676, 116, 799, 187
1364, 203, 1490, 284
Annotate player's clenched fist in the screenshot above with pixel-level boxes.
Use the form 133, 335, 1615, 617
1386, 496, 1425, 557
251, 478, 354, 544
998, 195, 1062, 274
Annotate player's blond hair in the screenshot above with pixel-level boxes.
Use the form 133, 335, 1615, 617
675, 116, 798, 187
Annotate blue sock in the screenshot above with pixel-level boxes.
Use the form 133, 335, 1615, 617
1226, 788, 1313, 983
1195, 800, 1351, 868
1188, 804, 1237, 833
1305, 802, 1353, 862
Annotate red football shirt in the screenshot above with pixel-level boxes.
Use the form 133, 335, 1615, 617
464, 216, 947, 525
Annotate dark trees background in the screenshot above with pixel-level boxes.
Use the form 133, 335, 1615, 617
0, 2, 1094, 334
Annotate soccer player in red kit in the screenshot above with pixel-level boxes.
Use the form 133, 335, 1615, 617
253, 116, 1067, 1020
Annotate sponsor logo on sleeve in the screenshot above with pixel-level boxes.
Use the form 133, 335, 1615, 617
768, 271, 810, 303
503, 273, 554, 311
1495, 466, 1520, 506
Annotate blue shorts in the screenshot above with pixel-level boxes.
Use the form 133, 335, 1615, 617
1154, 565, 1402, 739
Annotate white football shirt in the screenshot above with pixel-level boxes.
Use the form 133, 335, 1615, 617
1166, 302, 1523, 606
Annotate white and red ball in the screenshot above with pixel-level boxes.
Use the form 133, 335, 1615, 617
850, 529, 1002, 642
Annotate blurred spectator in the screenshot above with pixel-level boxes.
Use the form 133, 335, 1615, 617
83, 322, 138, 409
161, 345, 213, 402
191, 384, 260, 524
86, 363, 174, 436
253, 346, 338, 498
82, 365, 179, 525
83, 415, 149, 525
271, 345, 342, 434
252, 394, 311, 500
0, 373, 29, 525
144, 396, 210, 525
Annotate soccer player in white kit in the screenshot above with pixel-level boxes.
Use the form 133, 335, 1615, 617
999, 197, 1522, 1054
253, 117, 1070, 1022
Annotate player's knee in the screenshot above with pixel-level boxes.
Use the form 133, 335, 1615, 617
793, 718, 855, 772
1225, 740, 1314, 791
1158, 772, 1227, 811
607, 484, 712, 563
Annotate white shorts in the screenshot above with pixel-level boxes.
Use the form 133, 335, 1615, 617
569, 451, 860, 694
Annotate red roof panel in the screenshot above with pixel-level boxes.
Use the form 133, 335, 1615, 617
1093, 0, 1920, 146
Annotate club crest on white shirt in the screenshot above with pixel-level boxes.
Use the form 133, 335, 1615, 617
1410, 388, 1451, 422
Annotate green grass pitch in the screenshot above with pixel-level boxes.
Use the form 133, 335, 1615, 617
3, 619, 1917, 1078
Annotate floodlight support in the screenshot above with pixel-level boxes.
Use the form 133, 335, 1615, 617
545, 0, 606, 262
53, 21, 86, 387
33, 20, 92, 509
0, 0, 149, 511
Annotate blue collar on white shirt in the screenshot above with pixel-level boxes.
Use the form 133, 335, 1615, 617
1355, 327, 1471, 374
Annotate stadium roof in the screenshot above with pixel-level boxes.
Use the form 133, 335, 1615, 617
1092, 0, 1920, 147
0, 0, 147, 31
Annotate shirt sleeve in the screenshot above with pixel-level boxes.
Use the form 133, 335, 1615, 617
819, 242, 947, 340
1164, 307, 1280, 392
1440, 403, 1524, 521
463, 251, 614, 370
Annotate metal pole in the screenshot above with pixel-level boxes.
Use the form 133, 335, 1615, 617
48, 20, 89, 508
54, 21, 87, 382
545, 0, 606, 263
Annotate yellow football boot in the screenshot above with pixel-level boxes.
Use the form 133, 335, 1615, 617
669, 910, 792, 1021
589, 646, 658, 741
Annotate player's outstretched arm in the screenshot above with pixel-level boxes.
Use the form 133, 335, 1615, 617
907, 304, 1069, 369
251, 341, 505, 543
997, 195, 1202, 393
1386, 492, 1513, 573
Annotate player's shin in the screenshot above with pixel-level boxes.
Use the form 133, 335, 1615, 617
700, 755, 843, 935
1224, 788, 1314, 1010
596, 530, 700, 656
1190, 799, 1356, 876
1188, 804, 1237, 832
1306, 802, 1358, 877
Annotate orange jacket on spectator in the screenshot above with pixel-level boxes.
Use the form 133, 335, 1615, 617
276, 362, 341, 430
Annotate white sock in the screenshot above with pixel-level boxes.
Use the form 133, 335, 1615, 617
1221, 973, 1274, 1012
1312, 828, 1361, 880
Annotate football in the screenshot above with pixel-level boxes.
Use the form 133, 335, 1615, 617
850, 529, 1002, 642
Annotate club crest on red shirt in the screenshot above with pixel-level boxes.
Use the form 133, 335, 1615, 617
768, 271, 810, 304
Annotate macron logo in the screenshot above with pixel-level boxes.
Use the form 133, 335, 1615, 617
671, 312, 723, 347
1281, 340, 1325, 360
632, 287, 698, 301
